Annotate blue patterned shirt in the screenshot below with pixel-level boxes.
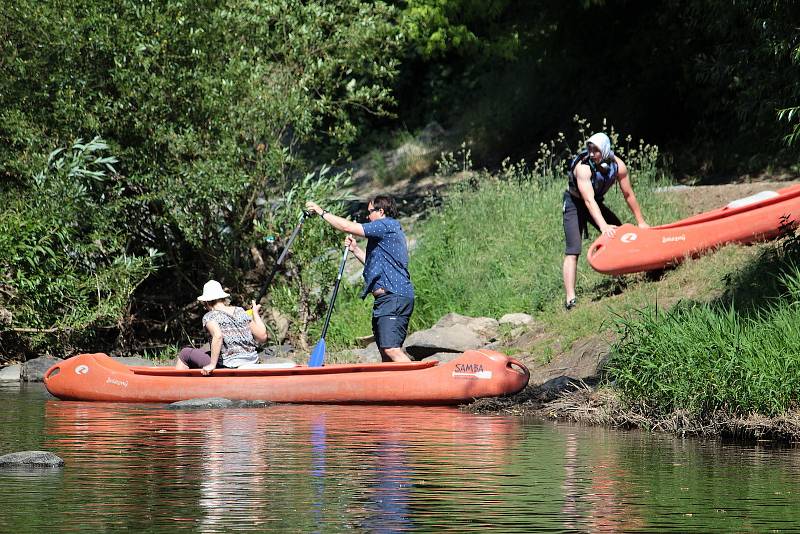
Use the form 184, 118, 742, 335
360, 218, 414, 299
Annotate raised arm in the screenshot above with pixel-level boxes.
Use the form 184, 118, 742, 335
249, 301, 268, 344
345, 235, 366, 264
305, 201, 365, 237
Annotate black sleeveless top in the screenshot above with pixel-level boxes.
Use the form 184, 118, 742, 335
567, 149, 618, 199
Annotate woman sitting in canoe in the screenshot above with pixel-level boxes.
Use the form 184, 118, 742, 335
562, 132, 649, 310
175, 280, 268, 375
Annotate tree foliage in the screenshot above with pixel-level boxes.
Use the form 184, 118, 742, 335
0, 138, 158, 353
399, 0, 520, 59
0, 0, 402, 355
1, 0, 799, 358
778, 44, 800, 147
393, 0, 800, 173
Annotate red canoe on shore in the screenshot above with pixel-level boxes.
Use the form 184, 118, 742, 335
588, 184, 800, 275
43, 351, 530, 405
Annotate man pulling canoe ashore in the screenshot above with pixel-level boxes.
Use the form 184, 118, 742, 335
306, 195, 414, 363
562, 132, 649, 310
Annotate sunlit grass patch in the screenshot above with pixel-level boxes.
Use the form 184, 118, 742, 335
324, 155, 681, 351
607, 238, 800, 418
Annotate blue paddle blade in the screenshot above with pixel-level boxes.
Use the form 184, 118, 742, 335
308, 338, 326, 367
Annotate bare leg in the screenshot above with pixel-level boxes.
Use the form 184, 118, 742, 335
175, 357, 190, 370
380, 347, 411, 363
563, 254, 578, 304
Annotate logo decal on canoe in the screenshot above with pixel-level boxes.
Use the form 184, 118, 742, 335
661, 235, 686, 243
106, 377, 128, 388
620, 232, 637, 243
75, 365, 89, 375
453, 363, 493, 380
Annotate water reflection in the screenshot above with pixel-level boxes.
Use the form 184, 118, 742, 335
41, 402, 522, 532
560, 429, 645, 532
0, 386, 799, 532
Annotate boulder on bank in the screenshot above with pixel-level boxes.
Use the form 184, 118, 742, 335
0, 451, 64, 468
0, 364, 21, 382
341, 343, 381, 363
167, 398, 273, 409
528, 334, 612, 387
433, 312, 499, 339
404, 324, 482, 358
21, 356, 62, 382
499, 313, 534, 327
404, 313, 497, 359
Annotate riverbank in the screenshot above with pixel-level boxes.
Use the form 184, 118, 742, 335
469, 385, 800, 442
427, 176, 800, 442
464, 383, 800, 443
4, 139, 800, 442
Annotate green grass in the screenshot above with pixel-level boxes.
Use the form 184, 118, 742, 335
607, 238, 800, 418
305, 138, 800, 424
309, 131, 800, 424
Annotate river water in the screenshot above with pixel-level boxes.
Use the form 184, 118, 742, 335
2, 383, 800, 533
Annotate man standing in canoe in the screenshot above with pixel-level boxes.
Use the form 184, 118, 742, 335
306, 195, 414, 362
562, 132, 649, 310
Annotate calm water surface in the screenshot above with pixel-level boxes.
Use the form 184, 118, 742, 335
2, 382, 800, 532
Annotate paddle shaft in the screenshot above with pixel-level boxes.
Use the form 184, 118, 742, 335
319, 245, 350, 340
256, 212, 307, 302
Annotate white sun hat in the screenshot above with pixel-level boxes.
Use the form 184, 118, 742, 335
586, 132, 612, 160
197, 280, 230, 302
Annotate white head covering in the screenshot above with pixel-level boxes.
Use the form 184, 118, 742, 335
586, 132, 612, 160
197, 280, 230, 302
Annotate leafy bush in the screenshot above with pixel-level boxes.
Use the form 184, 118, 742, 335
0, 0, 405, 354
0, 138, 157, 353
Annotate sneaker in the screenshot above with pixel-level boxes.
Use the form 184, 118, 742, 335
565, 298, 577, 310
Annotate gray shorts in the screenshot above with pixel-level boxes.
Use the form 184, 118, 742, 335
563, 191, 621, 256
371, 293, 414, 349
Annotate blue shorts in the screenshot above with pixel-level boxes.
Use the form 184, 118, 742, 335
371, 293, 414, 349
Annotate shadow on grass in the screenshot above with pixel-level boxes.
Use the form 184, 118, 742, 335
712, 219, 800, 317
588, 268, 668, 303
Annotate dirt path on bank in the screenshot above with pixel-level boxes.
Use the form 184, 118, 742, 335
668, 180, 800, 213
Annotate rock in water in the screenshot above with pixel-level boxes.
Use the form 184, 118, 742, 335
21, 356, 63, 382
0, 451, 64, 468
167, 398, 273, 409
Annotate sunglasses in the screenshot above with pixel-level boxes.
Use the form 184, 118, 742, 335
367, 207, 381, 214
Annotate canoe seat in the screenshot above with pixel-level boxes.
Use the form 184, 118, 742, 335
238, 362, 297, 370
726, 190, 779, 209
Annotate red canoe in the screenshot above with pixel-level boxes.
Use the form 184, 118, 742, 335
588, 184, 800, 275
43, 351, 530, 404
